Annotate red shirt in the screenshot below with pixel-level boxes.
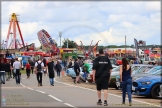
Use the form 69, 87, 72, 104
26, 64, 31, 69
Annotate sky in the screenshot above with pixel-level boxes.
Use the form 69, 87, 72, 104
1, 1, 161, 48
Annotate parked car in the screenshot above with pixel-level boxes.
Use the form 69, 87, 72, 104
88, 64, 119, 83
109, 58, 117, 65
66, 67, 82, 78
132, 75, 162, 99
145, 66, 162, 74
109, 58, 122, 66
115, 64, 155, 89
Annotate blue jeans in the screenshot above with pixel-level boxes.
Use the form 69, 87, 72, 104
0, 72, 6, 83
57, 70, 61, 77
49, 78, 54, 85
121, 78, 132, 103
83, 72, 88, 80
15, 69, 20, 84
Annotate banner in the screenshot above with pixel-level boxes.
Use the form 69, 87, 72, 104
134, 38, 139, 58
37, 29, 57, 51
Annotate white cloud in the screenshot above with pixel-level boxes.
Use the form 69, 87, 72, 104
1, 1, 161, 48
120, 22, 134, 28
144, 1, 161, 12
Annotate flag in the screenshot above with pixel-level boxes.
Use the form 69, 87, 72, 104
134, 38, 139, 58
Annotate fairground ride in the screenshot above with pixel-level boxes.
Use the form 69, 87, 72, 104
87, 40, 101, 57
5, 13, 25, 49
37, 29, 59, 56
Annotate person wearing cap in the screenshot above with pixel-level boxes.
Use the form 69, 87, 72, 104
47, 58, 55, 86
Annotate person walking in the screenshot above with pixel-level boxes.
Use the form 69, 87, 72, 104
47, 58, 55, 86
92, 48, 113, 106
119, 58, 132, 106
68, 59, 72, 68
0, 60, 6, 84
13, 58, 21, 84
74, 59, 80, 84
5, 60, 11, 81
34, 59, 44, 86
55, 61, 62, 77
43, 58, 47, 76
11, 58, 15, 78
26, 62, 31, 78
29, 60, 35, 74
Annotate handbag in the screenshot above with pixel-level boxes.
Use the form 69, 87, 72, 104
13, 68, 16, 74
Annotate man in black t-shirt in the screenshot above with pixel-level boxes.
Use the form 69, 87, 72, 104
92, 48, 112, 106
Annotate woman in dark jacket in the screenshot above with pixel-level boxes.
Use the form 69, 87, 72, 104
55, 61, 62, 77
47, 58, 55, 86
5, 60, 11, 81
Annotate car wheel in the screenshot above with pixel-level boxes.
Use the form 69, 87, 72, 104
115, 85, 120, 90
151, 84, 161, 99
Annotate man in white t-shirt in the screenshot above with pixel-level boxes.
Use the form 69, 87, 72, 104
13, 58, 21, 84
34, 59, 44, 86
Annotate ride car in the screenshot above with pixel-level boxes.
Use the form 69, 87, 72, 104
132, 75, 162, 99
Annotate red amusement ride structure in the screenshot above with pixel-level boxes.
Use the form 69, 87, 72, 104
5, 13, 25, 49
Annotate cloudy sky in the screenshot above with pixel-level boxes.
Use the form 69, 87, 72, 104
1, 1, 161, 47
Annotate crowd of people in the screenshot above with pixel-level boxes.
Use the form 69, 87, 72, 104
1, 49, 161, 106
0, 55, 92, 86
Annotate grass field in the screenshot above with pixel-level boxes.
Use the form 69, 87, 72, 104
20, 69, 26, 74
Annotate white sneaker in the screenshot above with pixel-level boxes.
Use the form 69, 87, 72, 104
86, 80, 88, 84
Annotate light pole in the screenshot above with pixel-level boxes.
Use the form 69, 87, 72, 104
67, 39, 68, 48
59, 32, 62, 48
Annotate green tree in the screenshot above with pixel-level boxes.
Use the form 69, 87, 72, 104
40, 45, 42, 49
130, 44, 134, 48
62, 39, 76, 48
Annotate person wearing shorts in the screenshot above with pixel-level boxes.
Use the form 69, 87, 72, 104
92, 48, 113, 106
74, 59, 80, 84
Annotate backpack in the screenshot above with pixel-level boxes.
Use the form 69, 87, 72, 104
37, 61, 42, 71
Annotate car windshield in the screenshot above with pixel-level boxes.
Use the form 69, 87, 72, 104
136, 67, 153, 74
110, 59, 116, 64
112, 66, 119, 71
153, 69, 162, 75
146, 67, 160, 74
131, 66, 140, 72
